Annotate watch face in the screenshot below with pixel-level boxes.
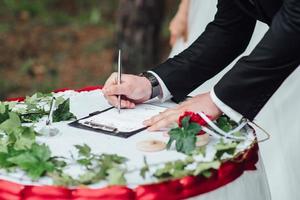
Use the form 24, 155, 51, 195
148, 74, 159, 87
148, 76, 156, 84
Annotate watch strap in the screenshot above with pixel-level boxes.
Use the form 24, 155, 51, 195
139, 72, 160, 99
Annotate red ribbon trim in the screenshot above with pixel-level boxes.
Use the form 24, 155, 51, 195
1, 86, 259, 200
5, 86, 103, 102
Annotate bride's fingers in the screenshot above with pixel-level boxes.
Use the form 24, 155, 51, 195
143, 108, 176, 126
147, 113, 179, 131
163, 132, 170, 137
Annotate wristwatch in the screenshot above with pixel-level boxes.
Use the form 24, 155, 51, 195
139, 72, 161, 99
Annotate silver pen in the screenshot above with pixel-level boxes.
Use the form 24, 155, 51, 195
117, 49, 122, 114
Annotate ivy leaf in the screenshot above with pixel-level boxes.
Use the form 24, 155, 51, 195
154, 160, 191, 180
0, 103, 10, 124
181, 134, 197, 154
13, 126, 36, 150
77, 171, 99, 185
202, 170, 213, 178
193, 161, 220, 176
50, 157, 67, 168
0, 114, 36, 151
54, 96, 66, 107
0, 152, 15, 168
0, 112, 21, 133
0, 138, 9, 153
140, 156, 149, 179
167, 122, 201, 154
186, 122, 202, 134
20, 112, 47, 123
101, 153, 128, 164
52, 99, 76, 122
0, 103, 6, 114
166, 128, 182, 150
49, 171, 78, 186
181, 116, 190, 129
7, 144, 54, 179
214, 139, 238, 159
77, 158, 92, 166
7, 152, 38, 169
107, 167, 126, 185
31, 143, 51, 161
27, 161, 55, 179
216, 115, 239, 133
75, 144, 91, 157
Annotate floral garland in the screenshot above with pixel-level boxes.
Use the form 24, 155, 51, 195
0, 91, 255, 187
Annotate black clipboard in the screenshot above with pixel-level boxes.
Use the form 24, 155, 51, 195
68, 107, 147, 138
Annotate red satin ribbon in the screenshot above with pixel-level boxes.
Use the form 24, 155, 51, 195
1, 86, 259, 200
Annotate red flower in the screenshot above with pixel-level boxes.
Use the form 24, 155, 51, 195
178, 111, 211, 135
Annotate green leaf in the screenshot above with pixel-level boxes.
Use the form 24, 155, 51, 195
214, 139, 238, 159
0, 101, 11, 124
13, 127, 36, 150
140, 156, 149, 179
101, 153, 127, 164
167, 123, 198, 154
49, 171, 78, 186
107, 167, 126, 185
0, 103, 6, 114
0, 112, 21, 133
7, 152, 39, 170
154, 160, 191, 180
20, 112, 47, 123
50, 158, 67, 168
78, 171, 99, 185
216, 116, 232, 132
232, 131, 242, 137
54, 96, 65, 107
77, 158, 92, 166
7, 143, 54, 180
186, 122, 201, 134
0, 103, 10, 123
31, 143, 51, 161
202, 170, 213, 178
0, 137, 9, 153
52, 99, 76, 122
75, 144, 91, 157
0, 152, 15, 168
181, 116, 190, 129
181, 134, 197, 154
193, 161, 221, 176
27, 161, 55, 179
166, 128, 181, 150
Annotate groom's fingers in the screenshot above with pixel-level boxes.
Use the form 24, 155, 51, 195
103, 84, 130, 96
103, 72, 117, 88
106, 95, 135, 109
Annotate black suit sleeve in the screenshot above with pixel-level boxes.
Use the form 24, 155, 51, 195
152, 0, 256, 102
214, 0, 300, 120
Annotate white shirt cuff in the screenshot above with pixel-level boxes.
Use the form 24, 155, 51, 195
210, 89, 243, 123
148, 71, 173, 102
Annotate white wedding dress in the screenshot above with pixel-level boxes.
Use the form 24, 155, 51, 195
169, 0, 300, 200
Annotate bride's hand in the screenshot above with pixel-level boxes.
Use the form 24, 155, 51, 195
169, 0, 190, 46
143, 92, 222, 131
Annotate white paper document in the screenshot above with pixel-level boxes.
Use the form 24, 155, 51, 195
78, 104, 167, 132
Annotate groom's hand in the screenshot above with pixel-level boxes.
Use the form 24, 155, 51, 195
102, 73, 152, 108
143, 92, 222, 131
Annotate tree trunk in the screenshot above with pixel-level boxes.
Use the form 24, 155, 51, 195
117, 0, 165, 74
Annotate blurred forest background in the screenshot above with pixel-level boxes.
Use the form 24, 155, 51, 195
0, 0, 179, 99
